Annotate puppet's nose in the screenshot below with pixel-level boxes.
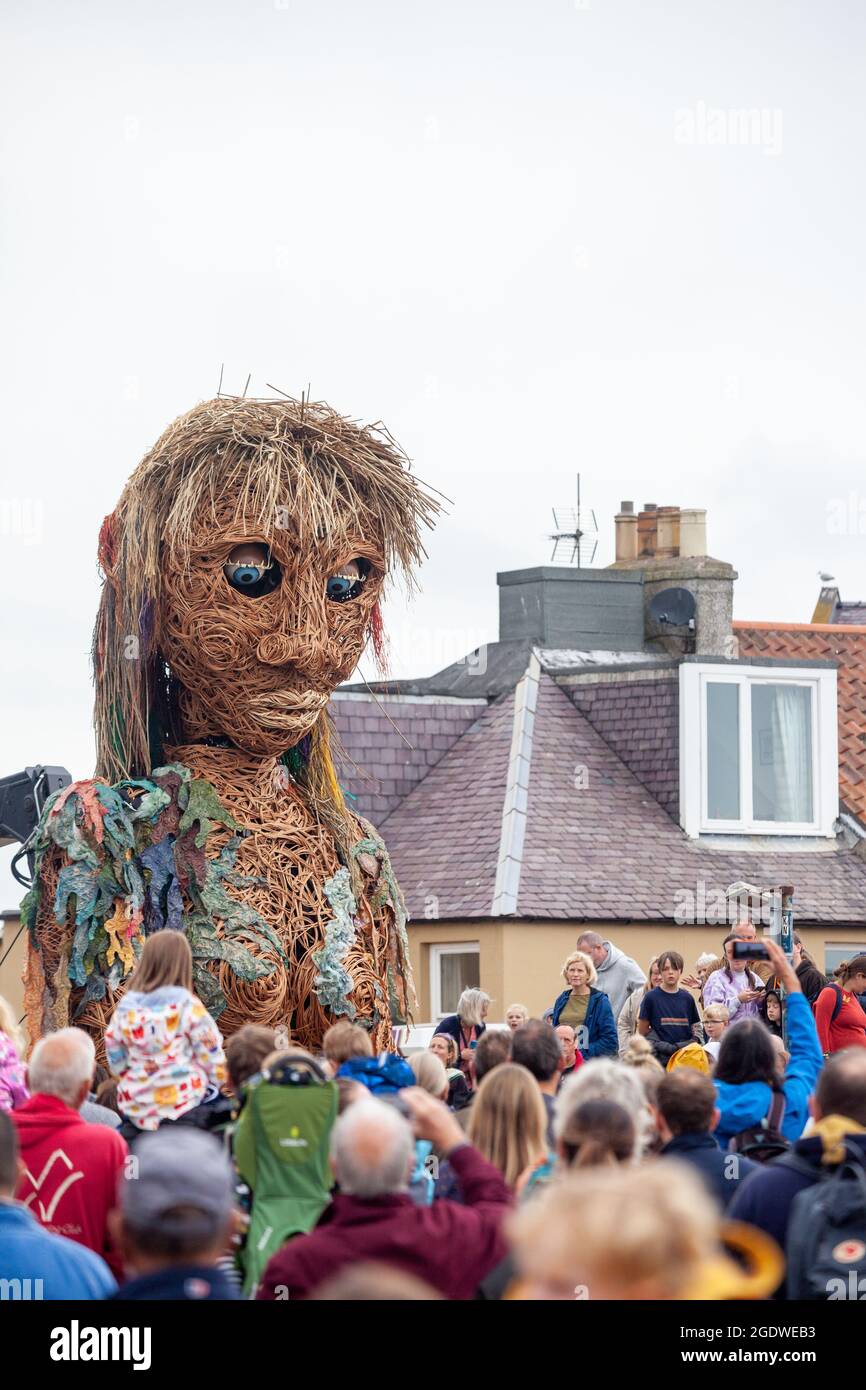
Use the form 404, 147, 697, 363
257, 632, 304, 666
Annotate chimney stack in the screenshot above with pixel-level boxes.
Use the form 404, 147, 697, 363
608, 501, 734, 656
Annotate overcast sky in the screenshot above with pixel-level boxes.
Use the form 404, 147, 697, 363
2, 0, 866, 906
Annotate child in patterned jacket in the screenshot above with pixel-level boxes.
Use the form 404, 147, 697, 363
105, 931, 226, 1132
0, 995, 29, 1111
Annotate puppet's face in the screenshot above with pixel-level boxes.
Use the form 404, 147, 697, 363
159, 514, 384, 755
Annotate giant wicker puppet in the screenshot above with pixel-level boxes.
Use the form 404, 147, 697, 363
22, 396, 439, 1054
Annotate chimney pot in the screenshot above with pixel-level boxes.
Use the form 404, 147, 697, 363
614, 504, 638, 561
656, 505, 681, 558
679, 507, 708, 558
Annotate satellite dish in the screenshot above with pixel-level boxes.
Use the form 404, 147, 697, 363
649, 587, 696, 627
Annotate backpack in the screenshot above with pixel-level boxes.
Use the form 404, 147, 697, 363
233, 1053, 339, 1296
825, 983, 847, 1023
727, 1089, 790, 1164
666, 1043, 710, 1075
337, 1052, 415, 1094
784, 1143, 866, 1300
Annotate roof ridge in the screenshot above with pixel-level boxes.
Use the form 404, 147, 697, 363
735, 621, 866, 635
490, 651, 541, 916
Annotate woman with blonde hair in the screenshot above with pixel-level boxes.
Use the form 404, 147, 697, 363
0, 994, 28, 1111
467, 1062, 550, 1190
433, 988, 490, 1087
409, 1050, 450, 1101
550, 952, 617, 1058
617, 958, 660, 1056
105, 930, 226, 1133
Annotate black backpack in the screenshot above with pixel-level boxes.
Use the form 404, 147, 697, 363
825, 983, 847, 1024
727, 1089, 790, 1164
784, 1143, 866, 1300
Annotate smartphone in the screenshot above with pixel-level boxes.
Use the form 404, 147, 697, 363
732, 940, 770, 962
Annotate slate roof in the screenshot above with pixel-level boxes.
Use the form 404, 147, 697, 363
372, 671, 866, 925
374, 693, 515, 917
330, 693, 486, 824
331, 612, 866, 928
735, 622, 866, 826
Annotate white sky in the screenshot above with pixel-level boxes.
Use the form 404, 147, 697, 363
2, 0, 866, 906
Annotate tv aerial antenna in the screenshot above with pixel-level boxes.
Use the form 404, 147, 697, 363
549, 475, 598, 566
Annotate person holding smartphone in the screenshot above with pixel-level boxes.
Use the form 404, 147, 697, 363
701, 934, 766, 1025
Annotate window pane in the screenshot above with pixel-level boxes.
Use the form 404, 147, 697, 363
439, 951, 480, 1015
706, 682, 740, 819
825, 944, 866, 976
751, 684, 813, 823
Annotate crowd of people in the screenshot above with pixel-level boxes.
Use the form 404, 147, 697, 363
2, 920, 866, 1301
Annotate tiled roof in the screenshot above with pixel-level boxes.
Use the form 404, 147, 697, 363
374, 693, 515, 917
835, 603, 866, 626
330, 693, 486, 824
735, 622, 866, 826
563, 675, 680, 820
377, 667, 866, 925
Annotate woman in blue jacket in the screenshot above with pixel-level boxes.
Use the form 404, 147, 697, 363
551, 951, 618, 1058
713, 938, 823, 1146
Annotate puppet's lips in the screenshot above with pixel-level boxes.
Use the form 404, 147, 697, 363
246, 690, 329, 727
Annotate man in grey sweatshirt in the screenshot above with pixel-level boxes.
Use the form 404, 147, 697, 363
576, 932, 647, 1019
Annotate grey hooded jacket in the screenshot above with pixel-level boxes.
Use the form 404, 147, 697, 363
592, 941, 647, 1018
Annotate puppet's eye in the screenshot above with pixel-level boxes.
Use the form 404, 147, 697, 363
326, 557, 370, 603
224, 544, 282, 597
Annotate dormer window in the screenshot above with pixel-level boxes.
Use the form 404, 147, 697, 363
680, 662, 838, 836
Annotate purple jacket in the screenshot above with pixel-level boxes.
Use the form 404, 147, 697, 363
702, 966, 763, 1023
0, 1032, 29, 1111
257, 1142, 512, 1300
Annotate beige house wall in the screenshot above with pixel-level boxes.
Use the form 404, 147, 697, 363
0, 914, 27, 1044
7, 909, 866, 1039
407, 919, 866, 1022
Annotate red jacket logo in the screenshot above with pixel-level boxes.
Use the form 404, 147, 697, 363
22, 1149, 85, 1223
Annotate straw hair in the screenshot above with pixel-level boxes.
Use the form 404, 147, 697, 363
467, 1062, 548, 1188
93, 394, 441, 785
127, 930, 194, 995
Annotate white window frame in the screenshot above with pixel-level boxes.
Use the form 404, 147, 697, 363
429, 942, 480, 1020
680, 662, 838, 838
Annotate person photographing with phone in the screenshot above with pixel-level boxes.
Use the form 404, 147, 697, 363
702, 933, 766, 1025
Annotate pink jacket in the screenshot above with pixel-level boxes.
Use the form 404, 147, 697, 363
702, 966, 763, 1024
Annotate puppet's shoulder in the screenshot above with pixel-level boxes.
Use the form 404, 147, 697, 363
20, 763, 238, 938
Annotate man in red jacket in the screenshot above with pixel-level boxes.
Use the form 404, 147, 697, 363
257, 1087, 512, 1300
13, 1028, 128, 1280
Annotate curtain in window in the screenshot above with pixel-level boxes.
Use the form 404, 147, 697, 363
440, 951, 480, 1015
765, 684, 813, 822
